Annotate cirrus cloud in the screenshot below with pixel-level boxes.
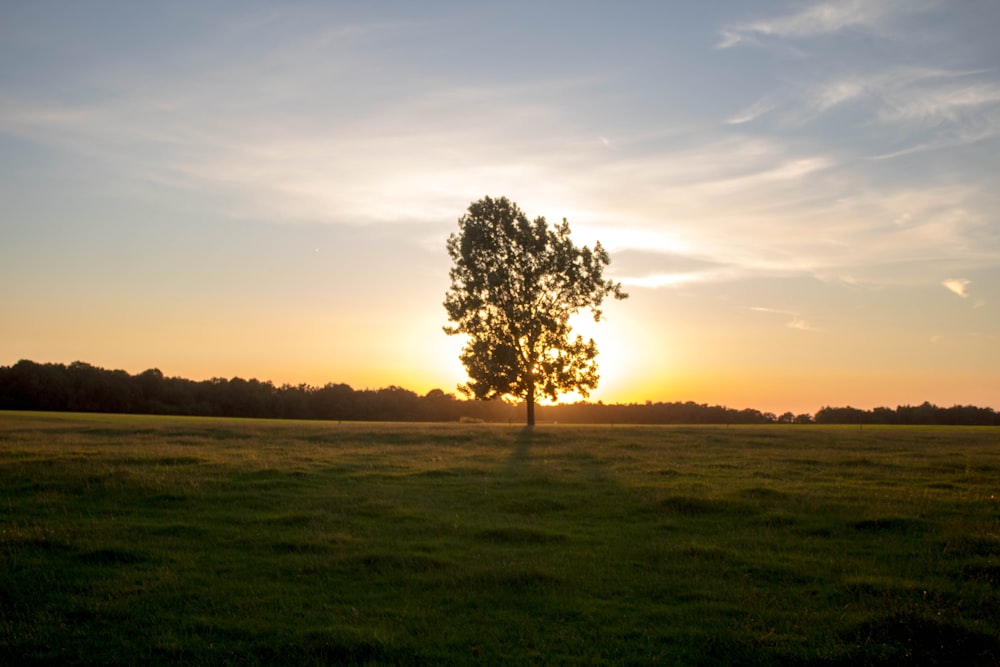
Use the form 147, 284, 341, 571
718, 0, 937, 48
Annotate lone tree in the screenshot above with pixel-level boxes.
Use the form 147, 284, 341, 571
444, 196, 627, 427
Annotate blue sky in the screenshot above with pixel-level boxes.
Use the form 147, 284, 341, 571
2, 1, 998, 413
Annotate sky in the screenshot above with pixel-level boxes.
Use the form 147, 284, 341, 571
2, 0, 998, 415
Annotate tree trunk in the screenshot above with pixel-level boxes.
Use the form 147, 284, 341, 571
525, 374, 536, 428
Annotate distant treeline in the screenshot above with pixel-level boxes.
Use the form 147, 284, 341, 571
813, 404, 997, 426
0, 360, 996, 425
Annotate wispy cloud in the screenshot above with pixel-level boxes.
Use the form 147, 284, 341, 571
750, 307, 823, 332
708, 2, 1000, 298
0, 65, 592, 227
616, 266, 747, 289
943, 278, 971, 298
719, 0, 935, 48
727, 98, 778, 125
6, 79, 996, 295
741, 66, 1000, 132
876, 78, 1000, 125
565, 131, 999, 292
721, 71, 1000, 248
807, 67, 1000, 132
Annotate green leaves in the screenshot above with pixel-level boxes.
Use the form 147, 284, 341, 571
444, 196, 626, 423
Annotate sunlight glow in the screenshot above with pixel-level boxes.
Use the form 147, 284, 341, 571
559, 303, 667, 405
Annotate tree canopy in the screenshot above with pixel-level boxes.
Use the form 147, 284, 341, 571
443, 196, 627, 426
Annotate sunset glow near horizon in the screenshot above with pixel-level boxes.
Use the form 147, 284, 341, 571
2, 1, 998, 416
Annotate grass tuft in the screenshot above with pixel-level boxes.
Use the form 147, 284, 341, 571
475, 526, 567, 544
852, 517, 921, 532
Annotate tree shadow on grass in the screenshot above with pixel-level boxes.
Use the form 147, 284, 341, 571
504, 426, 537, 476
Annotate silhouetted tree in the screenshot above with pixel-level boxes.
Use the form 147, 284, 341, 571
443, 196, 627, 427
815, 406, 869, 424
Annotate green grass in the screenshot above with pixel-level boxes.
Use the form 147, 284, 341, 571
1, 411, 998, 665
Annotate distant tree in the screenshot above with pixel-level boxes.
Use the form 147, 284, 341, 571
312, 383, 355, 420
443, 196, 627, 427
872, 406, 897, 424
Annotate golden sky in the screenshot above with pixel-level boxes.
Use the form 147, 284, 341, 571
1, 2, 998, 415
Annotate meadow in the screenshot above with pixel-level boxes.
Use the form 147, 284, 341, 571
1, 411, 998, 665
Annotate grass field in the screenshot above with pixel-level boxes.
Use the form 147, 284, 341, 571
1, 411, 998, 665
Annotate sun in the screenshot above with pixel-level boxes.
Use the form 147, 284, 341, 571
430, 298, 655, 406
554, 306, 653, 405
